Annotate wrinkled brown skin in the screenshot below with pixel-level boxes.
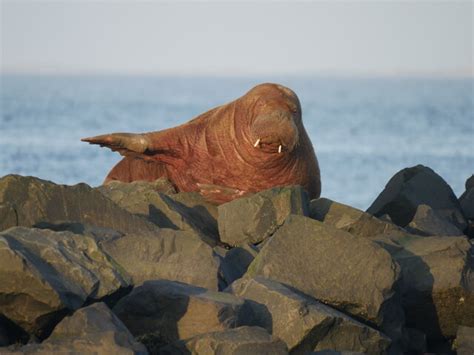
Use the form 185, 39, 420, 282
82, 83, 321, 204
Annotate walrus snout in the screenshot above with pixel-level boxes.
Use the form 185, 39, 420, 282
250, 110, 299, 153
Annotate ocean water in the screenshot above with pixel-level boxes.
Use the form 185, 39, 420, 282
1, 75, 473, 210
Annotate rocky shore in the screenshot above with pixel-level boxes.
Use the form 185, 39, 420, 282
0, 164, 472, 354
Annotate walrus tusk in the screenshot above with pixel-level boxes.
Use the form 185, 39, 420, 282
278, 145, 282, 153
254, 138, 260, 148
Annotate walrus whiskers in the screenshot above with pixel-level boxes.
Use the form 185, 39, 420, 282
254, 138, 260, 147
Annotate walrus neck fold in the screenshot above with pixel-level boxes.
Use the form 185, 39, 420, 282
142, 122, 199, 165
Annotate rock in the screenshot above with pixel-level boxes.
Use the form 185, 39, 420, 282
220, 244, 258, 285
244, 215, 402, 338
218, 186, 309, 247
227, 277, 391, 353
460, 189, 474, 221
213, 245, 229, 259
406, 204, 463, 236
0, 203, 17, 232
100, 178, 176, 196
113, 280, 252, 342
466, 175, 474, 191
169, 191, 219, 221
99, 229, 222, 290
0, 227, 130, 339
45, 302, 146, 353
68, 223, 126, 242
98, 181, 217, 244
379, 214, 393, 223
373, 233, 474, 342
366, 165, 467, 231
0, 174, 156, 234
454, 326, 474, 355
158, 326, 288, 355
5, 303, 147, 354
309, 198, 402, 238
460, 175, 474, 238
309, 200, 436, 351
310, 197, 472, 345
310, 352, 363, 355
95, 180, 174, 220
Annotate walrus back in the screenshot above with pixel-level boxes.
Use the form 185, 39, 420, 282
104, 157, 170, 185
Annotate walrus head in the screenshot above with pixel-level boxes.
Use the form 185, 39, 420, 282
247, 83, 301, 154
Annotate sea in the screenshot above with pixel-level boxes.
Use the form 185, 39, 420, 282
1, 75, 473, 210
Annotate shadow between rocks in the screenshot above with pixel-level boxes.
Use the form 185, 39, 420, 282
239, 299, 273, 333
116, 283, 194, 354
129, 283, 268, 354
148, 204, 178, 230
84, 285, 133, 310
394, 247, 451, 353
0, 315, 29, 345
34, 221, 86, 234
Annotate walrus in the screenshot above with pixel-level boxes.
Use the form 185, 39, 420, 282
82, 83, 321, 204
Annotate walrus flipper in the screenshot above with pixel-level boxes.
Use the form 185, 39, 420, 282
82, 133, 156, 161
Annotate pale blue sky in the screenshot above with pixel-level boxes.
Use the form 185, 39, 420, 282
1, 1, 472, 76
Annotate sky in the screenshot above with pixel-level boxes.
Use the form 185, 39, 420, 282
1, 1, 473, 77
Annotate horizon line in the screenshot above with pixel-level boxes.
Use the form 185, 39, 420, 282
1, 68, 473, 80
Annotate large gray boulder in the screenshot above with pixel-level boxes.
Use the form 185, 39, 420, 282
310, 198, 402, 238
373, 233, 474, 341
366, 165, 467, 231
99, 229, 222, 290
3, 303, 147, 354
0, 227, 130, 340
158, 326, 288, 355
96, 179, 176, 220
98, 181, 217, 244
169, 191, 219, 220
218, 186, 309, 247
454, 326, 474, 355
243, 215, 402, 338
101, 178, 177, 196
0, 175, 156, 234
227, 277, 391, 354
311, 197, 463, 238
113, 280, 253, 343
406, 204, 464, 236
